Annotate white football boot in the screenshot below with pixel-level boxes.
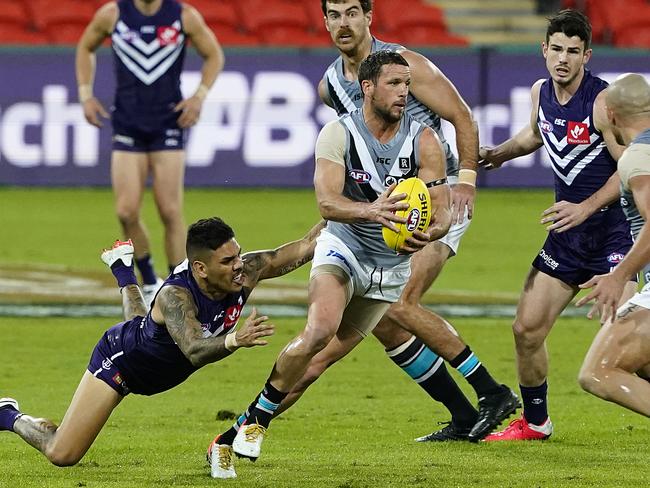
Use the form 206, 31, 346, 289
233, 422, 266, 460
101, 240, 134, 268
207, 437, 236, 479
142, 277, 164, 307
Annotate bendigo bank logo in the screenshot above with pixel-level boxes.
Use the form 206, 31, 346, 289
567, 121, 590, 144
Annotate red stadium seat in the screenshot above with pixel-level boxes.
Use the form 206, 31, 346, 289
0, 0, 30, 27
47, 23, 88, 45
27, 0, 96, 30
259, 27, 331, 47
0, 24, 49, 45
190, 0, 239, 29
399, 27, 469, 47
614, 25, 650, 48
208, 24, 261, 46
586, 0, 649, 43
237, 0, 310, 33
375, 0, 446, 33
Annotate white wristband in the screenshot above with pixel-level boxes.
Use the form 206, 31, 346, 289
458, 169, 477, 187
194, 83, 209, 101
78, 84, 93, 103
224, 333, 238, 352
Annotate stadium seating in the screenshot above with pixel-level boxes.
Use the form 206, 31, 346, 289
585, 0, 650, 46
0, 0, 466, 47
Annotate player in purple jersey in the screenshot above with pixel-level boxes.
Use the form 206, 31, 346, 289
576, 73, 650, 417
76, 0, 224, 304
0, 217, 323, 468
479, 10, 637, 441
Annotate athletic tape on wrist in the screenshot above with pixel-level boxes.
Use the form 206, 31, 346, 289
224, 333, 238, 352
194, 84, 209, 101
458, 169, 477, 187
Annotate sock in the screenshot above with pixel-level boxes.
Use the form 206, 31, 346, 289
246, 381, 288, 429
387, 337, 478, 427
521, 382, 548, 425
110, 262, 138, 288
0, 404, 21, 432
135, 254, 158, 286
449, 346, 502, 397
219, 394, 261, 445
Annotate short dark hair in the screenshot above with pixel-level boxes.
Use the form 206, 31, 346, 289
186, 217, 235, 261
358, 50, 409, 85
321, 0, 372, 15
546, 9, 592, 50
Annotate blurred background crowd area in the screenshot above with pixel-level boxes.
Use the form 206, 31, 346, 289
0, 0, 649, 49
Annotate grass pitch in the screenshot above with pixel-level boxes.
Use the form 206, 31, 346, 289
0, 316, 648, 487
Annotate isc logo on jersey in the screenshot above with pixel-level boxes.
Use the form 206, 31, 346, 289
382, 177, 432, 252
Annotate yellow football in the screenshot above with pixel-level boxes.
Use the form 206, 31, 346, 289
382, 177, 432, 252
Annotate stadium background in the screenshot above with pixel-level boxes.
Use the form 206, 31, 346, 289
1, 1, 649, 487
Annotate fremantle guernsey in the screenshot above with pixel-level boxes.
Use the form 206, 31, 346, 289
537, 70, 618, 207
326, 108, 427, 267
88, 260, 247, 396
111, 0, 186, 128
322, 37, 458, 176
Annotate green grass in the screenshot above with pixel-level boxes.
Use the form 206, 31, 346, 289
1, 316, 648, 487
0, 187, 551, 294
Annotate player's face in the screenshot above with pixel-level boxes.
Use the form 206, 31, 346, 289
201, 239, 245, 295
367, 64, 410, 123
324, 0, 371, 53
543, 33, 592, 88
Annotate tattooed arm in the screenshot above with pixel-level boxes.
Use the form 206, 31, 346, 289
242, 220, 326, 287
151, 285, 275, 368
120, 284, 148, 320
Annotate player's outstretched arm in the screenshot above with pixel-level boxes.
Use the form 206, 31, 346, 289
400, 49, 478, 222
153, 286, 273, 367
479, 80, 545, 170
241, 220, 326, 285
75, 3, 116, 127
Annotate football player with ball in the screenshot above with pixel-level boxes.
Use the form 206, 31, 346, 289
208, 50, 451, 478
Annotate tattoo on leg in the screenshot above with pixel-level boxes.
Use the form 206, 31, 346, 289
13, 415, 58, 453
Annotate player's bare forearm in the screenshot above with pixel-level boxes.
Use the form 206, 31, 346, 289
244, 221, 326, 282
453, 116, 479, 172
580, 172, 622, 214
121, 284, 148, 321
157, 286, 232, 367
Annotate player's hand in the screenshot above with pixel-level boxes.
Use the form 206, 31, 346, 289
174, 96, 203, 128
399, 229, 431, 254
233, 307, 275, 348
541, 200, 590, 233
451, 182, 475, 224
367, 183, 408, 233
576, 273, 626, 324
478, 146, 504, 170
82, 98, 109, 128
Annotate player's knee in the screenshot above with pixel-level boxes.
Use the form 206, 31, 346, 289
578, 366, 609, 399
115, 206, 140, 227
512, 319, 543, 349
157, 204, 183, 227
301, 326, 335, 355
385, 301, 411, 325
45, 446, 82, 467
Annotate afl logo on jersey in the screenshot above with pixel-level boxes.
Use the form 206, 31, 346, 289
607, 252, 625, 264
567, 121, 590, 144
539, 120, 553, 134
157, 26, 180, 45
349, 170, 371, 183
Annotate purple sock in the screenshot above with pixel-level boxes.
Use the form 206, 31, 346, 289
0, 404, 21, 432
135, 254, 158, 286
111, 262, 138, 288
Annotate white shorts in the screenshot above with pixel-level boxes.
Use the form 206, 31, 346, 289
310, 230, 411, 336
626, 281, 650, 310
438, 175, 471, 256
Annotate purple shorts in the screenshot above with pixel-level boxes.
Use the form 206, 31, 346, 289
111, 114, 185, 152
532, 213, 634, 286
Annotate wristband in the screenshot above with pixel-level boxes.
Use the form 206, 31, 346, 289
78, 84, 93, 103
194, 83, 209, 101
224, 332, 238, 352
426, 177, 447, 188
458, 169, 477, 187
